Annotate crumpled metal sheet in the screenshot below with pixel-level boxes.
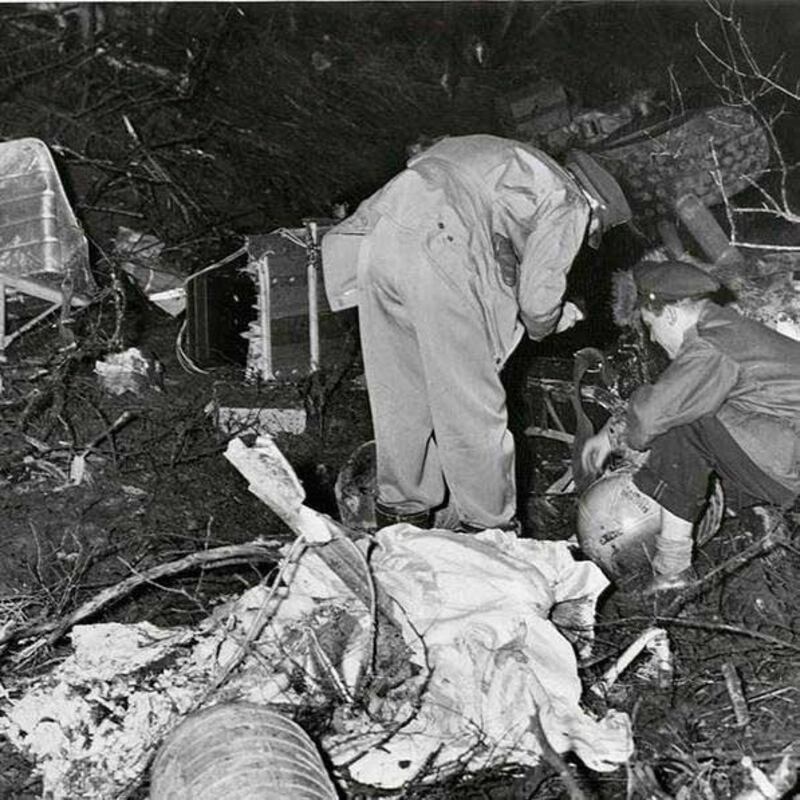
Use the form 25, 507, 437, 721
0, 138, 95, 294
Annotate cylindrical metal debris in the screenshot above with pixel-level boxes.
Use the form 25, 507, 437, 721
674, 192, 744, 268
149, 703, 339, 800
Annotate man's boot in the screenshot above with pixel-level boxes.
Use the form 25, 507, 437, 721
374, 501, 432, 530
452, 517, 521, 534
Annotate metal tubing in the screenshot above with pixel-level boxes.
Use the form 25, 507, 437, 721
306, 221, 320, 374
255, 256, 273, 381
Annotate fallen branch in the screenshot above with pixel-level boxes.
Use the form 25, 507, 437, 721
721, 661, 750, 728
195, 538, 305, 707
0, 539, 285, 655
524, 426, 574, 445
692, 747, 800, 765
663, 520, 788, 616
598, 615, 800, 656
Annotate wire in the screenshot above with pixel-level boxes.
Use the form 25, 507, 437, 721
173, 227, 316, 376
336, 531, 378, 683
275, 227, 308, 249
174, 318, 208, 375
183, 245, 247, 286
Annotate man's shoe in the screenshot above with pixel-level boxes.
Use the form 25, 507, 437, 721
453, 518, 520, 535
374, 502, 432, 530
641, 567, 696, 597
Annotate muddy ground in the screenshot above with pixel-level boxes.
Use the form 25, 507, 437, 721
0, 2, 799, 799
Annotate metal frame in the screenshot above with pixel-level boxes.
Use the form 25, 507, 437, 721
0, 275, 89, 354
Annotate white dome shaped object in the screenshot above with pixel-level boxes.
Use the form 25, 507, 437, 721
577, 468, 724, 583
577, 469, 662, 580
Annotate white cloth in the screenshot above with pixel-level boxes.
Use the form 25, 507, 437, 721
335, 526, 633, 788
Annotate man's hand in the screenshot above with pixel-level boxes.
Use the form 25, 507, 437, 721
555, 301, 585, 334
581, 428, 613, 477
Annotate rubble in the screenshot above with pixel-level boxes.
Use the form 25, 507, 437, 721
94, 347, 163, 395
115, 227, 185, 318
0, 436, 634, 797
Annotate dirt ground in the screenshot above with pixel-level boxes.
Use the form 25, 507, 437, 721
1, 282, 798, 800
0, 301, 375, 798
1, 2, 799, 799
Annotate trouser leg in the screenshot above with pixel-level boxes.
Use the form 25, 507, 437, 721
633, 419, 723, 578
406, 254, 516, 530
634, 415, 794, 519
633, 415, 794, 576
358, 222, 445, 518
652, 508, 694, 576
358, 219, 516, 529
632, 424, 714, 524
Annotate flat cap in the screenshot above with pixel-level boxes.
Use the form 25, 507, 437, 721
634, 260, 721, 303
565, 150, 632, 235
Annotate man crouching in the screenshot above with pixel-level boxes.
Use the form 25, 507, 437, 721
581, 259, 800, 593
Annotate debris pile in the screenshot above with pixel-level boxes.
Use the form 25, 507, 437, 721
0, 436, 636, 798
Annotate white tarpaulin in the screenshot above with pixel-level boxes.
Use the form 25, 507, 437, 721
325, 525, 633, 786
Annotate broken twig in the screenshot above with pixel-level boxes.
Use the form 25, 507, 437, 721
0, 539, 285, 655
599, 616, 800, 656
721, 661, 750, 728
663, 520, 788, 616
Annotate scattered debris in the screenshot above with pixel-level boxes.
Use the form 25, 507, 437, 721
736, 755, 798, 800
497, 79, 664, 155
208, 403, 307, 436
0, 138, 96, 354
243, 222, 350, 382
0, 436, 635, 797
0, 138, 94, 293
115, 226, 185, 317
591, 627, 673, 697
496, 79, 572, 151
94, 347, 163, 395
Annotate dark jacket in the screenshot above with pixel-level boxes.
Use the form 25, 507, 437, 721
627, 302, 800, 494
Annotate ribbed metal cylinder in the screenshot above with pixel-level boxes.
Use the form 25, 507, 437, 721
150, 703, 338, 800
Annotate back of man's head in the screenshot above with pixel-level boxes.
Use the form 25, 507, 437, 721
565, 150, 632, 239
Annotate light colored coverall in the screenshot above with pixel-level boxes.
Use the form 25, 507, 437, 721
353, 135, 591, 528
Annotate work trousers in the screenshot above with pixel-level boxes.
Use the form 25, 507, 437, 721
633, 414, 796, 522
357, 217, 516, 529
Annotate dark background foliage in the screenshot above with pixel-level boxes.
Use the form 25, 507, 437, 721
2, 1, 798, 260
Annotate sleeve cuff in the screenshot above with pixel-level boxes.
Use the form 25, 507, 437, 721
522, 313, 558, 341
605, 413, 629, 451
